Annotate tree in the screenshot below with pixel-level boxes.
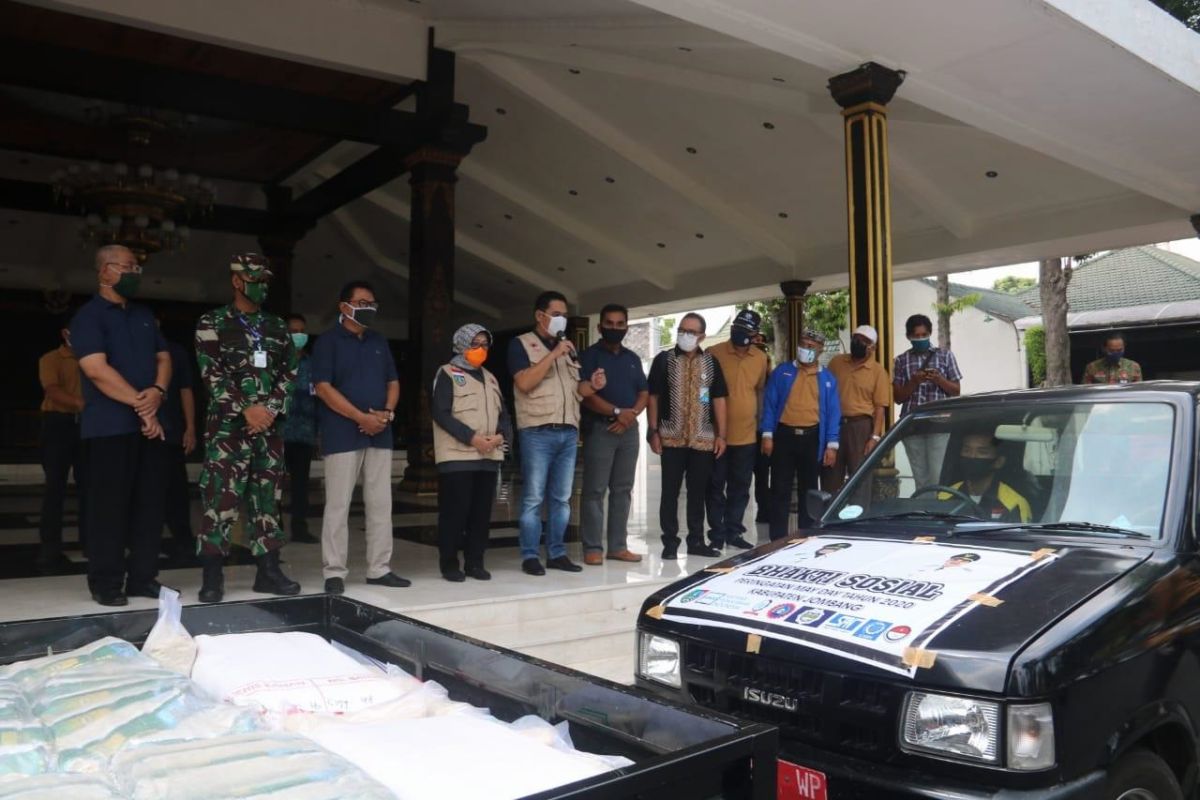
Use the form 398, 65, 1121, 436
1039, 258, 1073, 386
932, 274, 980, 350
1151, 0, 1200, 29
1024, 325, 1047, 387
739, 290, 848, 364
658, 316, 675, 348
993, 276, 1036, 294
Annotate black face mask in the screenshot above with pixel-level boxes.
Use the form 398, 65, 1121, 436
731, 330, 753, 347
961, 456, 996, 481
347, 307, 378, 328
850, 340, 868, 359
600, 328, 626, 345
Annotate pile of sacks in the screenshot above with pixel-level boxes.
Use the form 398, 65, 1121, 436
0, 591, 631, 799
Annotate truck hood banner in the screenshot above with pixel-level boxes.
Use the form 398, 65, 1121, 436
660, 536, 1060, 677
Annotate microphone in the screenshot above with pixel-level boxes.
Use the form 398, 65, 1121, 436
556, 331, 579, 364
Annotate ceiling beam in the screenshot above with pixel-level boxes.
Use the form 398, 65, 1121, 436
459, 160, 676, 290
0, 37, 474, 148
325, 206, 500, 318
0, 177, 274, 235
465, 52, 795, 268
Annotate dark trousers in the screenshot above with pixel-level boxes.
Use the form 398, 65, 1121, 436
706, 443, 757, 545
821, 416, 873, 498
84, 433, 168, 593
39, 412, 84, 559
284, 441, 314, 538
164, 443, 193, 548
437, 470, 496, 572
769, 426, 821, 541
660, 446, 714, 548
580, 421, 640, 553
754, 433, 771, 522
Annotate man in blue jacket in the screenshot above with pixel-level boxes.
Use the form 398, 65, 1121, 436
761, 329, 840, 540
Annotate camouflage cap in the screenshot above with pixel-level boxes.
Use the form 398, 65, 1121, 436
230, 252, 273, 278
801, 328, 826, 345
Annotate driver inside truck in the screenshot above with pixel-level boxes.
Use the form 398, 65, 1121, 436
938, 431, 1033, 523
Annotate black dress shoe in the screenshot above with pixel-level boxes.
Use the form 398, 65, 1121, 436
522, 558, 546, 576
687, 544, 722, 558
661, 543, 679, 560
465, 567, 491, 581
125, 580, 172, 600
367, 572, 412, 588
727, 537, 755, 550
91, 590, 128, 607
442, 569, 466, 583
546, 556, 582, 573
324, 577, 345, 595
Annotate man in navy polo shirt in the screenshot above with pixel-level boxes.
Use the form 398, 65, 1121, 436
70, 245, 171, 607
312, 280, 410, 594
579, 303, 647, 565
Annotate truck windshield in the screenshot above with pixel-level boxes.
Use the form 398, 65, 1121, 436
826, 401, 1175, 538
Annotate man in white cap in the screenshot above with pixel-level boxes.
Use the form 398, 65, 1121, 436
824, 324, 891, 498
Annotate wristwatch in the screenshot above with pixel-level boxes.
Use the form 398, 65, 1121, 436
612, 407, 622, 417
871, 434, 882, 441
152, 384, 167, 396
384, 409, 395, 422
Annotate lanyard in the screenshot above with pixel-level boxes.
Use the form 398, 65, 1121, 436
235, 313, 263, 348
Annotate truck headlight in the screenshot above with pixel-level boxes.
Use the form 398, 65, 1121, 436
1007, 703, 1055, 770
637, 632, 680, 688
901, 691, 1000, 763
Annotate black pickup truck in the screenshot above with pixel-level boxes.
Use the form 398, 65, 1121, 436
637, 383, 1200, 800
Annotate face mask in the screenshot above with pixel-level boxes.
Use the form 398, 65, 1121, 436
600, 328, 626, 345
961, 456, 995, 481
545, 314, 568, 337
850, 340, 869, 359
797, 347, 817, 365
111, 271, 140, 299
241, 281, 268, 305
464, 346, 488, 368
731, 330, 753, 347
290, 332, 309, 349
345, 304, 378, 328
910, 338, 931, 353
677, 332, 699, 352
1105, 350, 1124, 364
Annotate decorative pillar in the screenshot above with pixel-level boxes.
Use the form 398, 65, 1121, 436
780, 280, 811, 362
399, 147, 462, 495
828, 62, 905, 379
257, 231, 298, 315
569, 315, 590, 352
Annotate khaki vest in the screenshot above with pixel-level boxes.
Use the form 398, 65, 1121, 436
513, 331, 581, 430
432, 364, 505, 464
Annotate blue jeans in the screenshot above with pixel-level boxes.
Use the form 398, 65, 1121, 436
518, 426, 578, 561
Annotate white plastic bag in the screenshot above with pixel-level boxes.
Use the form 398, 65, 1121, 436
141, 588, 196, 676
0, 773, 123, 799
0, 682, 52, 777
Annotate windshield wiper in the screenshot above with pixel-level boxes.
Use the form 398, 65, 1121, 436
956, 521, 1153, 540
827, 510, 983, 526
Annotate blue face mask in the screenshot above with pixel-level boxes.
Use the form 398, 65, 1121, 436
1105, 350, 1124, 364
910, 338, 931, 353
797, 347, 817, 365
731, 330, 753, 347
290, 332, 309, 349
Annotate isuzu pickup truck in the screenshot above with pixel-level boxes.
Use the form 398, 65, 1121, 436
638, 383, 1198, 800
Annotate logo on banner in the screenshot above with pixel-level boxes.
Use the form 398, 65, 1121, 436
885, 625, 913, 642
742, 598, 773, 616
767, 603, 797, 620
788, 607, 834, 628
853, 619, 892, 641
826, 614, 865, 633
679, 589, 707, 604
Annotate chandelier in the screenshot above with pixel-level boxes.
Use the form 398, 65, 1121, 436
50, 107, 216, 261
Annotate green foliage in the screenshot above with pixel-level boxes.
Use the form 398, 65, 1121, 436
1025, 325, 1047, 387
933, 291, 981, 318
658, 316, 675, 348
1151, 0, 1200, 29
993, 276, 1036, 294
738, 290, 849, 346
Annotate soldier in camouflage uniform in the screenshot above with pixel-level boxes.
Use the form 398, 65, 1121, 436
194, 253, 301, 603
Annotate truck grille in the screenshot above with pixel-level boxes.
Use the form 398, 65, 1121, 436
683, 640, 902, 760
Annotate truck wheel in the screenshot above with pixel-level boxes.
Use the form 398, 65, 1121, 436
1105, 749, 1183, 800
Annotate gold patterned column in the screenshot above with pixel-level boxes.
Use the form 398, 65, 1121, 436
780, 280, 811, 361
828, 62, 905, 385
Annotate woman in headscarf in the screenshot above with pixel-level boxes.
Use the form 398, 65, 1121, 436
431, 324, 512, 582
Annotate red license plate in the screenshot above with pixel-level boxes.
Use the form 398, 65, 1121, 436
777, 759, 828, 800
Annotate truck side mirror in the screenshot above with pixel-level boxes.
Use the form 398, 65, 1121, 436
806, 489, 833, 521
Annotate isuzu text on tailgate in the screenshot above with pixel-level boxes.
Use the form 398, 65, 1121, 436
637, 383, 1200, 800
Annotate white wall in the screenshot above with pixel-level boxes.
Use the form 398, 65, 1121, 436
891, 281, 1027, 400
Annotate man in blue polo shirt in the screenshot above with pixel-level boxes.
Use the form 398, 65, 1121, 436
70, 245, 171, 607
312, 280, 410, 594
579, 303, 647, 565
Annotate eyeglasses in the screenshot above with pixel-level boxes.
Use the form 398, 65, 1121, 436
677, 328, 703, 336
346, 301, 378, 310
105, 261, 142, 274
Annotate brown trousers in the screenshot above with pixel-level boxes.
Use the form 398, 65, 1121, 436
821, 416, 874, 497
